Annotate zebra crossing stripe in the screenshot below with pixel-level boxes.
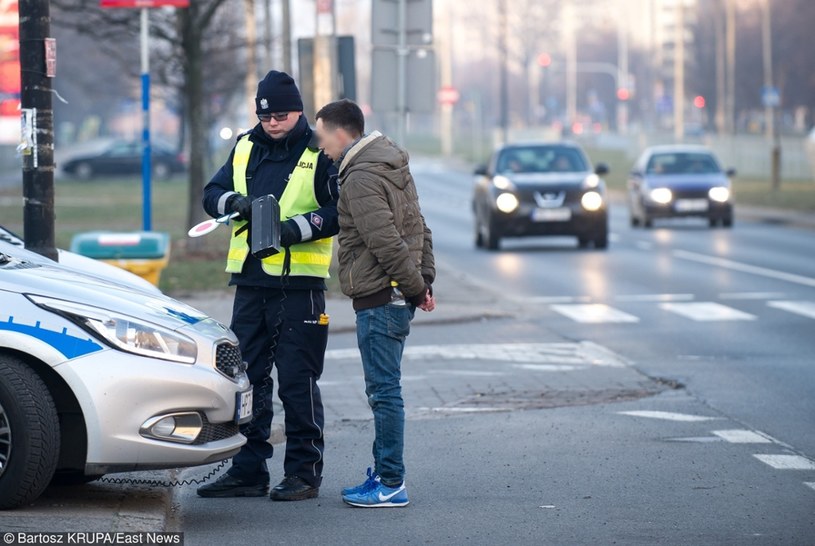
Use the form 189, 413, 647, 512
712, 430, 773, 444
753, 454, 815, 470
659, 302, 756, 321
767, 300, 815, 320
550, 304, 639, 324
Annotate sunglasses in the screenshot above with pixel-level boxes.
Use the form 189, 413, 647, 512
257, 112, 290, 122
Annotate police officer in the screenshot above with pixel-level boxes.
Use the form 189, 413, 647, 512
198, 70, 338, 501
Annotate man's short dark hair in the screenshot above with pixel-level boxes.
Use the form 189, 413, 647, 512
316, 99, 365, 138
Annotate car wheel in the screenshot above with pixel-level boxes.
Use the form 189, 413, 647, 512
0, 354, 60, 509
643, 216, 653, 229
74, 162, 93, 180
474, 211, 485, 249
722, 217, 733, 228
630, 215, 640, 228
484, 214, 501, 251
594, 229, 609, 249
153, 162, 171, 179
709, 218, 719, 228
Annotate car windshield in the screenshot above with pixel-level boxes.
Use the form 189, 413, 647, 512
646, 152, 721, 175
496, 146, 588, 174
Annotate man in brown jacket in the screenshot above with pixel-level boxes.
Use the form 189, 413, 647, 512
315, 99, 435, 508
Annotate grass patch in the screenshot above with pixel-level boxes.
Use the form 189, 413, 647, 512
2, 176, 234, 295
0, 174, 347, 296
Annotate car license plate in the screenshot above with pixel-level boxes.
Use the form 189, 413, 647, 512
532, 207, 572, 222
235, 390, 253, 424
675, 199, 709, 212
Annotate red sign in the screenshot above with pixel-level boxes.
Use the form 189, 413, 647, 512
100, 0, 190, 7
316, 0, 333, 14
437, 86, 460, 106
0, 0, 20, 117
45, 37, 56, 77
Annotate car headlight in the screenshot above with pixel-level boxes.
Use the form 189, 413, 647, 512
28, 296, 198, 364
581, 191, 604, 211
495, 192, 520, 213
583, 174, 600, 188
708, 187, 730, 202
493, 175, 514, 190
649, 188, 673, 204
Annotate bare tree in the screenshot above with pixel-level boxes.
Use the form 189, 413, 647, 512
51, 0, 248, 239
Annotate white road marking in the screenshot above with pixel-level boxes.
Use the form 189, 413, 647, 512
608, 233, 621, 243
550, 304, 640, 323
767, 300, 815, 320
674, 250, 815, 288
325, 342, 630, 367
805, 482, 815, 492
719, 292, 786, 300
615, 293, 695, 303
753, 454, 815, 470
513, 364, 581, 372
618, 410, 722, 422
712, 429, 774, 444
660, 302, 757, 321
421, 407, 510, 414
636, 241, 654, 251
525, 296, 584, 304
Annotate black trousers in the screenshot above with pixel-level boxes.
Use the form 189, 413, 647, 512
227, 285, 328, 487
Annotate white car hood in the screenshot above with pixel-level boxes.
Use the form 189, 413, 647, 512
0, 255, 213, 333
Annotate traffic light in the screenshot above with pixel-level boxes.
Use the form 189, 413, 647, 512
616, 88, 630, 101
693, 95, 706, 108
537, 52, 551, 68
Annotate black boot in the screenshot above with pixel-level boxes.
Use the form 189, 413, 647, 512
269, 475, 319, 501
197, 473, 270, 498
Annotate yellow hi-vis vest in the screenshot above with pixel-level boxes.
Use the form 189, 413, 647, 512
225, 135, 332, 278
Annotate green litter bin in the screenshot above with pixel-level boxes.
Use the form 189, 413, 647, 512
70, 231, 171, 286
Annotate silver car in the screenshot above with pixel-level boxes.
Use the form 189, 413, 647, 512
0, 248, 251, 509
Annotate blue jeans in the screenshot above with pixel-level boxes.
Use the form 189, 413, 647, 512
355, 302, 415, 487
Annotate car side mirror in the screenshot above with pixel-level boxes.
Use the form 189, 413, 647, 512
595, 163, 610, 176
725, 167, 736, 177
474, 164, 489, 176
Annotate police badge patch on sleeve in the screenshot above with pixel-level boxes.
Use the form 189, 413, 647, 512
310, 213, 324, 230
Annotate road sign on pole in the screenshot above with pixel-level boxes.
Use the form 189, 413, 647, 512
371, 0, 434, 145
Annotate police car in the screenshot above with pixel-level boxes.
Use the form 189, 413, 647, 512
0, 245, 252, 509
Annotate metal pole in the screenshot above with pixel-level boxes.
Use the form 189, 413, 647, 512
19, 0, 56, 260
761, 0, 773, 142
673, 0, 685, 142
498, 0, 508, 144
564, 3, 576, 131
140, 8, 152, 231
762, 0, 780, 189
396, 0, 407, 146
725, 0, 735, 135
617, 4, 628, 134
282, 0, 292, 73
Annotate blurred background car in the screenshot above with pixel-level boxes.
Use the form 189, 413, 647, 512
472, 142, 610, 251
627, 145, 735, 229
61, 140, 186, 180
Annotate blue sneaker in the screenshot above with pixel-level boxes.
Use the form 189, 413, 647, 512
341, 467, 379, 497
342, 479, 409, 508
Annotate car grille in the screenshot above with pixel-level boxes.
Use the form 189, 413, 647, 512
194, 415, 240, 444
215, 343, 245, 379
670, 188, 710, 199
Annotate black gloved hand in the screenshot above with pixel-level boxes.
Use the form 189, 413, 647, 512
280, 220, 301, 247
226, 194, 252, 221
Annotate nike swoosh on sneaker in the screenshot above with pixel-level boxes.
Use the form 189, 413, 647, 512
377, 487, 404, 502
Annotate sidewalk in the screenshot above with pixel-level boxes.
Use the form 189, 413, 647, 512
180, 258, 515, 334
